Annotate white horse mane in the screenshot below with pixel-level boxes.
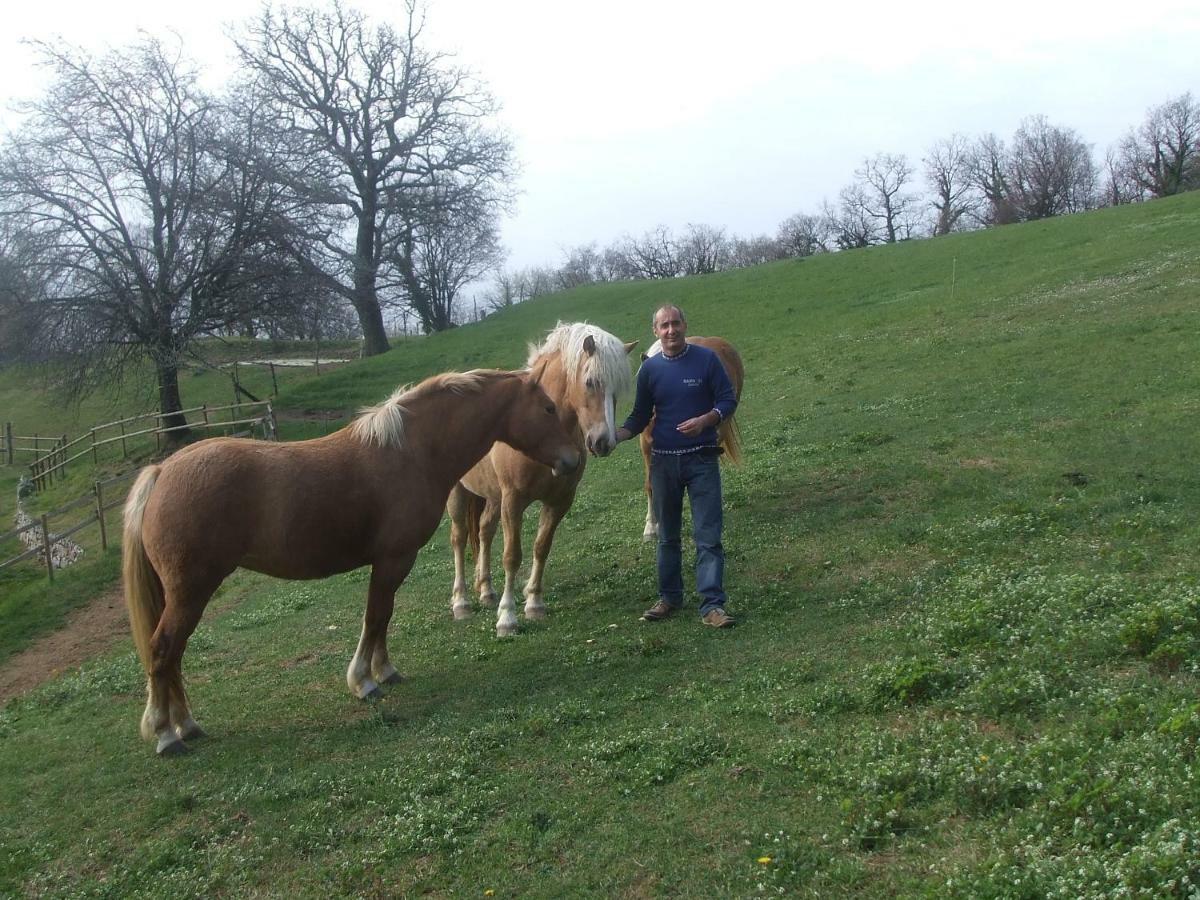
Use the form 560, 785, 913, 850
527, 321, 633, 397
350, 371, 490, 448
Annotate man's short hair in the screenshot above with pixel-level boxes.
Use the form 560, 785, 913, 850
652, 304, 686, 328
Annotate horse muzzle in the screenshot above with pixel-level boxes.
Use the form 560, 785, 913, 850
551, 448, 582, 476
587, 433, 615, 458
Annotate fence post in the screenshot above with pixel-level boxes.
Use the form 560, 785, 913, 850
266, 401, 278, 441
89, 427, 97, 465
269, 362, 278, 397
120, 420, 128, 458
41, 514, 54, 582
4, 421, 12, 465
95, 481, 108, 551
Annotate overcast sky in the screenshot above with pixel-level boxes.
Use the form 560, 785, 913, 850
2, 0, 1198, 274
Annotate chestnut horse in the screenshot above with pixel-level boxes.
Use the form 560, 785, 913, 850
639, 336, 745, 540
447, 323, 637, 636
122, 368, 579, 755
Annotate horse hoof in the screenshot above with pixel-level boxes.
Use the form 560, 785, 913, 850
479, 592, 498, 608
355, 679, 382, 700
524, 605, 547, 620
176, 721, 207, 742
642, 530, 657, 542
452, 604, 472, 620
157, 737, 190, 756
496, 623, 518, 638
380, 671, 402, 686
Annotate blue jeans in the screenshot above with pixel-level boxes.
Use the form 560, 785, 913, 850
650, 451, 726, 615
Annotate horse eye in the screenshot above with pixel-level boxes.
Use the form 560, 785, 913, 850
585, 378, 596, 391
545, 403, 556, 415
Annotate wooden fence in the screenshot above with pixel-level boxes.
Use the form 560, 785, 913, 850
3, 424, 66, 466
0, 471, 137, 582
6, 400, 277, 492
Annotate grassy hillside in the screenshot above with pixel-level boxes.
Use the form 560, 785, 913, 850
2, 193, 1199, 897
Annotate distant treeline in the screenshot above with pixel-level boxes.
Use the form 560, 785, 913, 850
487, 94, 1199, 310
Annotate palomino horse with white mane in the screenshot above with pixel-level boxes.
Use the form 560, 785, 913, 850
639, 336, 745, 540
123, 368, 579, 755
447, 322, 637, 636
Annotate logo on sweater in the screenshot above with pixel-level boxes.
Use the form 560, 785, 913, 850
683, 377, 702, 386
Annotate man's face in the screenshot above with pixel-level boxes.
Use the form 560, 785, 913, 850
653, 308, 687, 355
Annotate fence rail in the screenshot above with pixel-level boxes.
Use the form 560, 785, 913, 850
4, 400, 276, 491
0, 470, 138, 582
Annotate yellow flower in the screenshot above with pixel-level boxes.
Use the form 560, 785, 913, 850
484, 891, 495, 897
757, 856, 772, 864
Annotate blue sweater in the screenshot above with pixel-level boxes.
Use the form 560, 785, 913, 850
622, 343, 738, 454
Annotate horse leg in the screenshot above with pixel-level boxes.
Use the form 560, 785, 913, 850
143, 590, 210, 756
641, 436, 658, 541
347, 554, 416, 700
475, 499, 501, 608
496, 494, 530, 637
524, 502, 567, 620
643, 489, 658, 542
447, 484, 473, 620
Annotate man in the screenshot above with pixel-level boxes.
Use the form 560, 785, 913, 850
615, 304, 739, 627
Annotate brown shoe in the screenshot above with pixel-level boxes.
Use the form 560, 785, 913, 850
641, 600, 677, 621
701, 608, 736, 628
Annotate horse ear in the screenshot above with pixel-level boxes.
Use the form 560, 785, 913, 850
528, 358, 548, 385
623, 340, 639, 355
583, 334, 596, 356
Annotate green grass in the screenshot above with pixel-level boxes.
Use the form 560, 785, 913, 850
2, 194, 1200, 896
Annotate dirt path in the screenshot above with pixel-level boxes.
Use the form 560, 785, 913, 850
0, 584, 131, 705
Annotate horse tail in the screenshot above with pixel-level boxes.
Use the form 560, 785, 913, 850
122, 465, 164, 676
719, 416, 744, 466
465, 492, 485, 556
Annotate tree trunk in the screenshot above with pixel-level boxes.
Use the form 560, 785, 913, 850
352, 203, 390, 357
357, 298, 390, 356
156, 361, 190, 446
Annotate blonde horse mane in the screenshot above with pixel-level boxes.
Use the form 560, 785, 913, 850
349, 371, 493, 448
527, 321, 633, 398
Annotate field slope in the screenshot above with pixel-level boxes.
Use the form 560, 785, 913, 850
1, 193, 1198, 897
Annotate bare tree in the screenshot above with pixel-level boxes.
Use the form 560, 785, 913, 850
396, 178, 504, 332
855, 153, 918, 242
825, 188, 878, 250
1117, 92, 1200, 199
618, 226, 682, 279
971, 133, 1021, 226
676, 224, 730, 275
233, 0, 513, 355
924, 134, 979, 235
556, 243, 603, 290
1007, 115, 1096, 219
728, 233, 786, 269
776, 212, 830, 257
0, 39, 284, 435
1102, 145, 1144, 206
